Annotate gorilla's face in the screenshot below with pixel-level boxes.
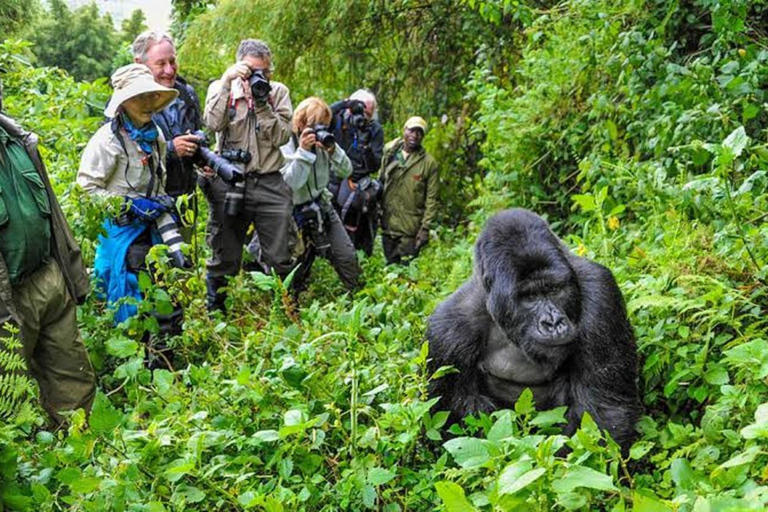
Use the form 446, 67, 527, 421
476, 212, 581, 363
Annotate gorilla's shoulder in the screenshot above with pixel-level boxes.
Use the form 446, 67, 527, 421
568, 254, 624, 299
428, 278, 489, 341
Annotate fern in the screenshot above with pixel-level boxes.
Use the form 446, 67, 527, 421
0, 323, 35, 419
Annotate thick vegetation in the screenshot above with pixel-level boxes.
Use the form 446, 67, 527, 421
1, 0, 768, 510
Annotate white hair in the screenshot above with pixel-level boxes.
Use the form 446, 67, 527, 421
350, 89, 378, 116
132, 30, 175, 62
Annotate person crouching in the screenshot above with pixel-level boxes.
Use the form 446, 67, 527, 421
281, 97, 361, 292
77, 64, 187, 369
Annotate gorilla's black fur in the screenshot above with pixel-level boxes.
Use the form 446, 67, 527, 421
427, 209, 641, 450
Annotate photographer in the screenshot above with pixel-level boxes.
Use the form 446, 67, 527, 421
202, 39, 293, 311
78, 64, 186, 368
281, 97, 361, 292
132, 30, 203, 201
329, 89, 384, 255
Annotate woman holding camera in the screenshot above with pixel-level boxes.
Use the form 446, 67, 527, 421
77, 63, 186, 368
281, 97, 361, 292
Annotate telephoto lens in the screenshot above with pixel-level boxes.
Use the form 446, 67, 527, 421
155, 212, 190, 268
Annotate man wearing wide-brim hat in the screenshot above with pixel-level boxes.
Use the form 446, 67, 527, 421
78, 64, 187, 369
379, 116, 439, 265
0, 65, 95, 424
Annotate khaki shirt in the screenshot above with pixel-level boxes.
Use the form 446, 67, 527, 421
204, 78, 293, 175
380, 138, 439, 238
77, 123, 168, 198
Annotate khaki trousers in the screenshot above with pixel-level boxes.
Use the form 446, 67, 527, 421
7, 259, 95, 424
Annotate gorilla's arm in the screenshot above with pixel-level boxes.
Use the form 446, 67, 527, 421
564, 258, 642, 450
427, 278, 495, 421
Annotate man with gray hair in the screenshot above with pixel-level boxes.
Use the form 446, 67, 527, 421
202, 39, 293, 311
132, 29, 203, 199
329, 89, 385, 255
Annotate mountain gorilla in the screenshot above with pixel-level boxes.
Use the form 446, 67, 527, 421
427, 209, 641, 450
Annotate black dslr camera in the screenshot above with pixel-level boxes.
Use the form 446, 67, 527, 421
297, 202, 331, 256
348, 100, 369, 131
249, 70, 272, 104
191, 131, 250, 216
311, 124, 335, 149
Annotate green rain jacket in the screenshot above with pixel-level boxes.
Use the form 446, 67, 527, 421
0, 114, 89, 324
379, 137, 439, 238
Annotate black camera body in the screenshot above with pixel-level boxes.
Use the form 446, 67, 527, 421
249, 70, 272, 104
296, 201, 331, 256
348, 100, 369, 131
311, 124, 335, 149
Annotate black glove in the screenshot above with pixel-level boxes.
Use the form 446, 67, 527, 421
168, 250, 192, 269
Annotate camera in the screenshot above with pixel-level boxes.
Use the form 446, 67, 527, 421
220, 148, 252, 164
117, 197, 189, 269
248, 70, 272, 104
190, 131, 245, 186
296, 201, 330, 256
348, 100, 369, 131
311, 124, 335, 149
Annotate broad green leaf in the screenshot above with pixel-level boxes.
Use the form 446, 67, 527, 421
552, 465, 617, 494
368, 467, 396, 486
284, 409, 304, 426
670, 459, 695, 490
722, 126, 748, 157
89, 393, 121, 435
632, 491, 674, 512
253, 430, 280, 443
105, 336, 139, 358
435, 481, 477, 512
176, 484, 206, 503
530, 407, 568, 427
165, 460, 195, 482
69, 476, 101, 494
362, 484, 377, 508
153, 369, 175, 395
571, 194, 596, 213
717, 445, 760, 469
514, 388, 535, 415
629, 441, 654, 460
487, 410, 515, 442
703, 365, 729, 385
741, 403, 768, 439
443, 437, 490, 469
498, 460, 546, 495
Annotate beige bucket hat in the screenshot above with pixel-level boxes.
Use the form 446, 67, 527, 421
105, 63, 178, 118
403, 116, 428, 133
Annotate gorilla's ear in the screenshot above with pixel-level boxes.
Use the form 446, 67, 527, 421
475, 236, 517, 294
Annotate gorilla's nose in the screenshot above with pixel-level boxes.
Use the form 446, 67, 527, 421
539, 310, 567, 336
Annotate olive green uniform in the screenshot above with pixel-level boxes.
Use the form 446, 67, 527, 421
379, 138, 439, 263
0, 114, 94, 424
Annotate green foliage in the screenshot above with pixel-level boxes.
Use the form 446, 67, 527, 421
29, 0, 119, 82
120, 9, 148, 45
0, 324, 36, 421
0, 0, 41, 39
